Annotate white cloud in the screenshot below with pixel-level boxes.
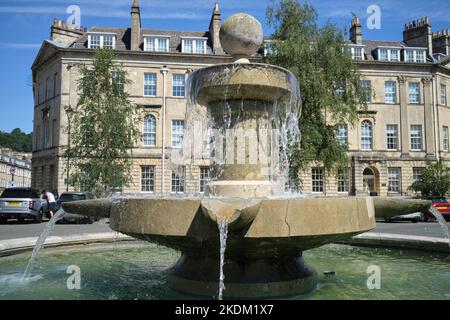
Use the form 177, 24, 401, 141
0, 42, 41, 49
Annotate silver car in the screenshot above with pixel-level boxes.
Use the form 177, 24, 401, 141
0, 188, 46, 223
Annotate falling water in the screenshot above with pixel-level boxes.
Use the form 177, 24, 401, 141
217, 219, 229, 300
428, 206, 450, 247
22, 209, 66, 279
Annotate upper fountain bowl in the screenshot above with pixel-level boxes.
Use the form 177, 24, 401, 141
220, 13, 264, 63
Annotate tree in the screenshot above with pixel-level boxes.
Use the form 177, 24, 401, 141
0, 129, 32, 152
64, 49, 140, 197
409, 159, 450, 198
265, 0, 367, 177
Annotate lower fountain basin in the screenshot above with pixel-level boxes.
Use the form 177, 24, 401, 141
1, 243, 448, 300
61, 196, 430, 298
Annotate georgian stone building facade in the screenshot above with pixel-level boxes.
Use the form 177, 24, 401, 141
32, 1, 450, 197
0, 150, 31, 192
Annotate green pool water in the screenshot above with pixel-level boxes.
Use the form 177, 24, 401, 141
0, 243, 448, 300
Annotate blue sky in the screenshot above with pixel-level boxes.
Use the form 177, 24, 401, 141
1, 0, 450, 133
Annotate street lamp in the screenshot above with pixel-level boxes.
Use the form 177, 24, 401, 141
160, 66, 170, 195
65, 64, 76, 191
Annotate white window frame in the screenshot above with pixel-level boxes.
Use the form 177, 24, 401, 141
443, 126, 449, 152
388, 168, 401, 193
336, 124, 348, 146
412, 167, 424, 182
199, 167, 210, 193
143, 115, 157, 147
88, 33, 116, 50
111, 71, 125, 92
264, 40, 275, 56
143, 35, 170, 52
410, 124, 423, 151
361, 121, 373, 151
361, 80, 372, 102
171, 167, 186, 194
311, 168, 324, 193
337, 170, 349, 193
404, 48, 427, 63
172, 74, 185, 97
346, 45, 365, 61
440, 84, 447, 105
385, 81, 397, 104
144, 73, 157, 97
141, 166, 155, 193
386, 124, 398, 150
376, 47, 402, 62
408, 82, 421, 104
172, 120, 185, 148
181, 37, 207, 54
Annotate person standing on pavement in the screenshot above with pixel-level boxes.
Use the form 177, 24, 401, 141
42, 190, 57, 219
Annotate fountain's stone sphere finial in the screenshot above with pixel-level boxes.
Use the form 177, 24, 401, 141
219, 13, 263, 63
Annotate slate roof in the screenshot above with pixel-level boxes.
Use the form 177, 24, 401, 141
70, 27, 214, 54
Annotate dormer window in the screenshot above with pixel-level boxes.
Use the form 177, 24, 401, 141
376, 47, 401, 62
264, 40, 275, 56
182, 37, 207, 54
404, 48, 427, 63
88, 33, 116, 50
144, 36, 170, 52
346, 45, 365, 61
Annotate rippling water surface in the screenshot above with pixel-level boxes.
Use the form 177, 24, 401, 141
0, 243, 448, 300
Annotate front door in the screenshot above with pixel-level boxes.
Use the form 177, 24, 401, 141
363, 168, 376, 194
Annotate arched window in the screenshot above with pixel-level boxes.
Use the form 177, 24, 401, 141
143, 115, 156, 146
361, 121, 373, 150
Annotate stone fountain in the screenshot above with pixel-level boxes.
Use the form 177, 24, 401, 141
62, 13, 431, 299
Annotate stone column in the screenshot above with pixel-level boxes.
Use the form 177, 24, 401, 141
398, 76, 410, 158
422, 77, 435, 158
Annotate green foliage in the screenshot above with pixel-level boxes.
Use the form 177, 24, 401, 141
265, 0, 367, 174
0, 128, 32, 152
409, 159, 450, 198
64, 49, 140, 197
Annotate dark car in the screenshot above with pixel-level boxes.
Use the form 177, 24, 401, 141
57, 192, 96, 224
0, 188, 47, 223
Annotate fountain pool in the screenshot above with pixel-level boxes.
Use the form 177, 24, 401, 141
0, 243, 448, 300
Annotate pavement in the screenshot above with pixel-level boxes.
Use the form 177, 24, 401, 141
0, 219, 448, 254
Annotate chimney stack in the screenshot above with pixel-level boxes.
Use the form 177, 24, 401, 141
131, 0, 141, 51
51, 18, 85, 46
403, 16, 433, 55
209, 3, 223, 54
349, 16, 363, 44
432, 28, 450, 56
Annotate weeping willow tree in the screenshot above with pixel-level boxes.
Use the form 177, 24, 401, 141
265, 0, 368, 185
64, 49, 140, 197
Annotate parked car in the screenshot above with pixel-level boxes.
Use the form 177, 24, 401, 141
387, 212, 427, 223
57, 192, 96, 224
423, 198, 450, 222
0, 188, 46, 223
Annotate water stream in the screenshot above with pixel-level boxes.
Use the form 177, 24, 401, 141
428, 206, 450, 247
22, 209, 66, 279
217, 219, 229, 300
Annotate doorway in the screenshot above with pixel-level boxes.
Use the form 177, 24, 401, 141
363, 167, 377, 195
